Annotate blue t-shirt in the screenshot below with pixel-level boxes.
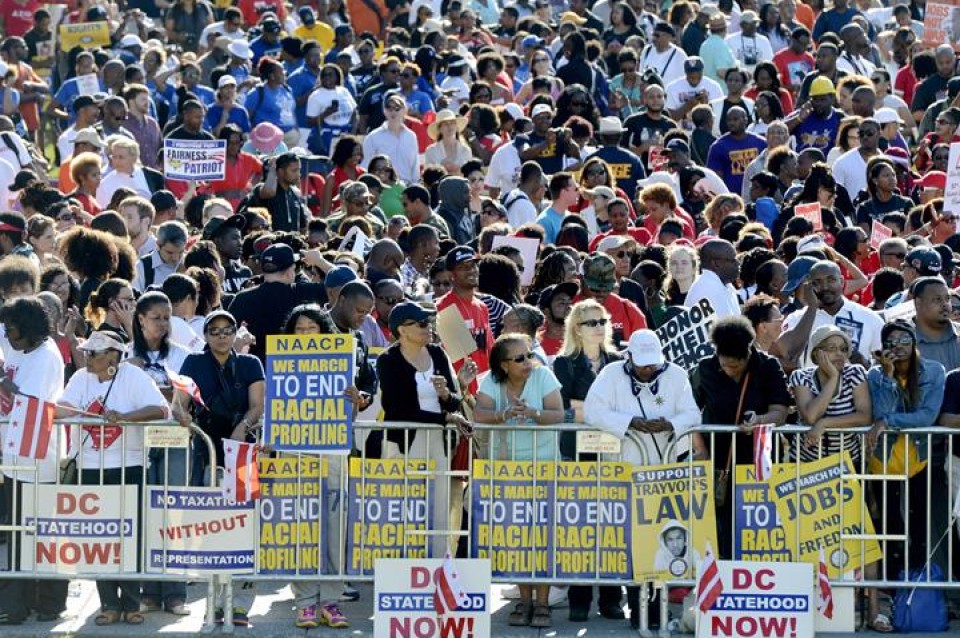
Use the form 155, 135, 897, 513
287, 65, 320, 128
403, 89, 435, 118
244, 84, 297, 132
791, 108, 842, 153
706, 133, 767, 195
478, 366, 561, 462
813, 8, 864, 40
54, 76, 106, 124
191, 84, 216, 107
204, 104, 251, 133
250, 36, 282, 66
535, 206, 565, 244
586, 146, 647, 202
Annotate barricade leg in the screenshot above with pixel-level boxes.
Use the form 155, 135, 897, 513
142, 448, 188, 611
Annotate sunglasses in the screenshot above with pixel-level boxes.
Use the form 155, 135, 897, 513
86, 349, 113, 358
614, 251, 631, 259
378, 296, 403, 306
579, 318, 609, 328
402, 319, 432, 328
208, 326, 237, 337
509, 352, 537, 363
883, 336, 914, 348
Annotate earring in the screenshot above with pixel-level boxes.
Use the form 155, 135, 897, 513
107, 365, 117, 377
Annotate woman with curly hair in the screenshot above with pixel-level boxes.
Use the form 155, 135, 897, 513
554, 84, 599, 132
58, 227, 120, 311
321, 135, 365, 216
525, 250, 580, 305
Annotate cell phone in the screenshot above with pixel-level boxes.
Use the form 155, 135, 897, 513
331, 99, 339, 108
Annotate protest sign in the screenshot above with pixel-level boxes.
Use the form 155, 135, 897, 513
769, 452, 882, 577
435, 306, 478, 363
869, 220, 892, 250
924, 0, 960, 49
649, 146, 669, 172
697, 561, 814, 638
374, 558, 491, 638
163, 139, 227, 181
59, 22, 111, 49
655, 298, 715, 371
632, 461, 718, 581
491, 235, 540, 285
471, 461, 634, 580
881, 299, 916, 323
145, 487, 256, 575
258, 456, 327, 575
943, 142, 960, 218
733, 465, 793, 562
346, 458, 435, 576
265, 334, 354, 453
795, 203, 823, 231
21, 485, 138, 574
75, 73, 100, 96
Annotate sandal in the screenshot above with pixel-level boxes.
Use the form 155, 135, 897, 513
871, 613, 893, 633
95, 610, 121, 626
530, 604, 552, 628
124, 611, 145, 625
508, 602, 532, 626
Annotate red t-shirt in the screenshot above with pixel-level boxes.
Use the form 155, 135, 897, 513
237, 0, 287, 25
772, 49, 815, 95
206, 151, 263, 211
436, 291, 493, 390
5, 0, 39, 37
574, 292, 647, 346
640, 207, 696, 243
743, 86, 794, 115
895, 66, 918, 111
538, 330, 563, 357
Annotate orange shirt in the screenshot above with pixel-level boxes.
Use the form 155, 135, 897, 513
11, 61, 41, 132
795, 2, 815, 30
58, 158, 76, 194
346, 0, 388, 38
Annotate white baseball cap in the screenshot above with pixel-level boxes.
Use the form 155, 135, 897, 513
627, 330, 664, 367
874, 107, 903, 125
228, 39, 254, 60
531, 103, 554, 118
218, 74, 238, 88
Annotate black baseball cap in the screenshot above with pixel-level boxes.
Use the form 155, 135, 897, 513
202, 214, 247, 240
260, 244, 299, 273
905, 246, 942, 276
9, 169, 38, 192
445, 245, 478, 270
537, 281, 579, 309
388, 301, 437, 333
73, 94, 102, 110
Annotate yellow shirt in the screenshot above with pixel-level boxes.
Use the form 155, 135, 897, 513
294, 23, 334, 52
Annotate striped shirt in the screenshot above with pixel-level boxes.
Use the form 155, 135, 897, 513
789, 363, 867, 463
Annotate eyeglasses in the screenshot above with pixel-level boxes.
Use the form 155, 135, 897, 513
579, 318, 609, 328
883, 336, 914, 348
402, 319, 431, 328
508, 352, 537, 363
378, 296, 403, 306
613, 251, 631, 259
208, 326, 237, 337
86, 349, 112, 358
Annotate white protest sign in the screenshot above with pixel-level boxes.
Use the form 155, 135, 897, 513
795, 203, 823, 232
491, 235, 540, 286
944, 142, 960, 219
163, 139, 227, 181
21, 485, 138, 574
145, 487, 256, 575
869, 220, 892, 250
375, 558, 491, 638
882, 299, 917, 323
74, 73, 100, 96
577, 430, 622, 454
655, 298, 715, 371
697, 561, 814, 638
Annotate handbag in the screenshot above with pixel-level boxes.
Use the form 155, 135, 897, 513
893, 564, 949, 632
715, 371, 751, 508
451, 434, 473, 474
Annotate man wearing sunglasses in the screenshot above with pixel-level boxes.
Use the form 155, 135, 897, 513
832, 117, 881, 203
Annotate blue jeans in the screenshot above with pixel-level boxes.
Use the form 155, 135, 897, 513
142, 449, 188, 606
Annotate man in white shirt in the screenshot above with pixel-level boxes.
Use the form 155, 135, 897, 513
639, 22, 688, 86
361, 92, 419, 184
836, 24, 876, 77
685, 239, 741, 317
118, 195, 158, 259
832, 117, 881, 203
777, 260, 884, 367
198, 7, 247, 53
501, 161, 543, 228
724, 11, 774, 77
57, 94, 102, 163
666, 57, 724, 123
133, 221, 188, 291
96, 136, 163, 207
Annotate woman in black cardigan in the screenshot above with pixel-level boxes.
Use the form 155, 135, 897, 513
552, 298, 627, 624
374, 301, 469, 557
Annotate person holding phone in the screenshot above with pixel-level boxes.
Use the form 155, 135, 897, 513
305, 63, 356, 156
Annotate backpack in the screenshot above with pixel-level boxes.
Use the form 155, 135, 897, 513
893, 564, 949, 632
0, 132, 49, 177
139, 254, 156, 290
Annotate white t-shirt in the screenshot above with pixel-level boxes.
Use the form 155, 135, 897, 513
305, 85, 357, 129
665, 76, 724, 112
782, 298, 885, 368
685, 269, 741, 318
126, 342, 191, 390
0, 131, 32, 172
0, 157, 13, 210
502, 188, 539, 228
639, 44, 688, 86
724, 33, 774, 76
62, 363, 168, 470
171, 316, 205, 353
362, 125, 421, 184
832, 148, 870, 202
414, 361, 442, 414
485, 140, 522, 194
1, 339, 65, 483
440, 76, 470, 113
836, 53, 876, 78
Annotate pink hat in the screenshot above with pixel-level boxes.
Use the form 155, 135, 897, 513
250, 122, 283, 154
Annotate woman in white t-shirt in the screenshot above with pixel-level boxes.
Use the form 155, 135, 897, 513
0, 298, 67, 623
58, 330, 167, 626
305, 63, 357, 156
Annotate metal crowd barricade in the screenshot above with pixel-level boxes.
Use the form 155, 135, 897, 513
0, 418, 220, 629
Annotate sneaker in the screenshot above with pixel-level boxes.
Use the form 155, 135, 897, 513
295, 605, 319, 629
548, 586, 569, 608
339, 583, 360, 602
165, 600, 190, 616
319, 603, 348, 628
231, 607, 250, 627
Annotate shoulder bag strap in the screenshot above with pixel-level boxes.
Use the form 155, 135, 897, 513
723, 370, 751, 474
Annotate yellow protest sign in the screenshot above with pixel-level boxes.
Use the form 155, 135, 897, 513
258, 456, 327, 575
632, 461, 718, 581
769, 452, 882, 577
59, 22, 111, 50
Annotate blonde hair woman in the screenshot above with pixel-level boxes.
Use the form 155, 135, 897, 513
665, 243, 699, 306
702, 193, 745, 237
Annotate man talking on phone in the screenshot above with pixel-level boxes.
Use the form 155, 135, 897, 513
249, 152, 310, 232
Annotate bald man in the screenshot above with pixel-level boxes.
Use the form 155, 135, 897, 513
685, 239, 741, 317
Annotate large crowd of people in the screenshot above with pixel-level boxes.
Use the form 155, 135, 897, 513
0, 0, 956, 631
